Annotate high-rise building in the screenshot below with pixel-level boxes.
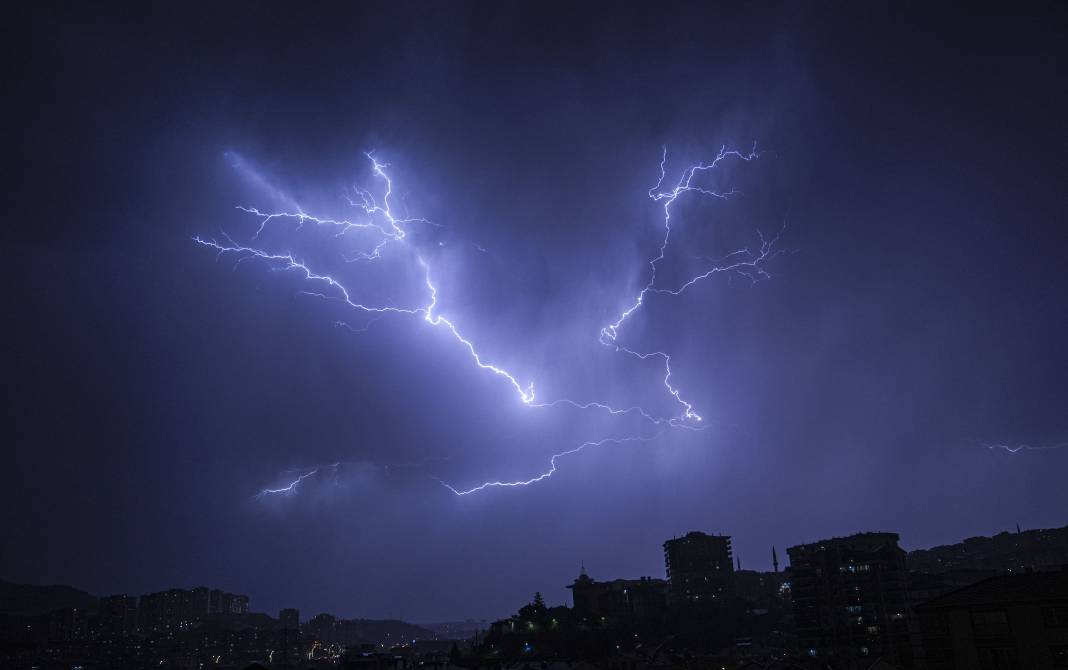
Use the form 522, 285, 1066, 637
98, 594, 138, 638
138, 591, 162, 632
663, 531, 734, 606
162, 588, 186, 630
280, 608, 300, 629
279, 607, 302, 667
190, 586, 210, 619
208, 589, 250, 615
788, 532, 912, 669
228, 593, 249, 614
138, 589, 189, 632
209, 588, 224, 614
139, 586, 245, 632
48, 607, 88, 641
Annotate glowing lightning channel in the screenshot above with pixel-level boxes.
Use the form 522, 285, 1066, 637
198, 153, 537, 408
436, 146, 782, 495
598, 144, 780, 424
201, 153, 675, 418
254, 464, 340, 499
984, 442, 1068, 454
437, 435, 658, 496
419, 257, 536, 403
193, 232, 422, 316
201, 147, 781, 498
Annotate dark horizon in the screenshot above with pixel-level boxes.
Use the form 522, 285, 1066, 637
5, 2, 1067, 624
6, 520, 1067, 625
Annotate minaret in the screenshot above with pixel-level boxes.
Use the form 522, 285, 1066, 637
736, 556, 741, 571
772, 546, 779, 573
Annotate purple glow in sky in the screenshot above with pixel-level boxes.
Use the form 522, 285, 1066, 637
5, 2, 1066, 622
199, 147, 782, 498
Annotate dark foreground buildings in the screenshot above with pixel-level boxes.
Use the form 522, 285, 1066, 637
96, 593, 137, 638
787, 533, 913, 669
913, 569, 1068, 670
784, 527, 1068, 669
908, 526, 1068, 574
4, 524, 1068, 669
567, 568, 668, 623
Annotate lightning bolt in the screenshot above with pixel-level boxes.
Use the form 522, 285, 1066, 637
984, 441, 1068, 454
199, 147, 781, 497
254, 464, 339, 499
598, 145, 781, 424
199, 153, 537, 408
419, 257, 536, 403
437, 435, 659, 496
255, 458, 454, 500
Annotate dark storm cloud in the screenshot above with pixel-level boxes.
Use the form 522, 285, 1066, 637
4, 3, 1066, 621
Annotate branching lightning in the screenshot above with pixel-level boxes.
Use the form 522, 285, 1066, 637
598, 145, 782, 424
197, 153, 536, 409
199, 147, 781, 498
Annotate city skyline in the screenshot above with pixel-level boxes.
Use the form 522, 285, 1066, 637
5, 519, 1067, 667
9, 521, 1066, 625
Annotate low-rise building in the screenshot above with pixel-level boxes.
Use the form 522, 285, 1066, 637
913, 569, 1068, 669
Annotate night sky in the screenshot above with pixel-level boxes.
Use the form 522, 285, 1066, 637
5, 3, 1067, 622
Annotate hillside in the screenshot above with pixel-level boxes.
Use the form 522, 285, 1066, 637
0, 579, 98, 616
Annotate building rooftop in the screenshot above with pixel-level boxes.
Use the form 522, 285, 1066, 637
916, 569, 1068, 610
788, 532, 901, 555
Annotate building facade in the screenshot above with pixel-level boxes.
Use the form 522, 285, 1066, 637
787, 532, 912, 669
280, 607, 300, 629
913, 570, 1068, 670
138, 587, 249, 632
98, 594, 138, 638
567, 568, 667, 622
663, 531, 734, 607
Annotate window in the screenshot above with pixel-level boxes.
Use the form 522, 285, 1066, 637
972, 610, 1010, 636
1044, 606, 1068, 628
1051, 645, 1068, 668
978, 647, 1019, 670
